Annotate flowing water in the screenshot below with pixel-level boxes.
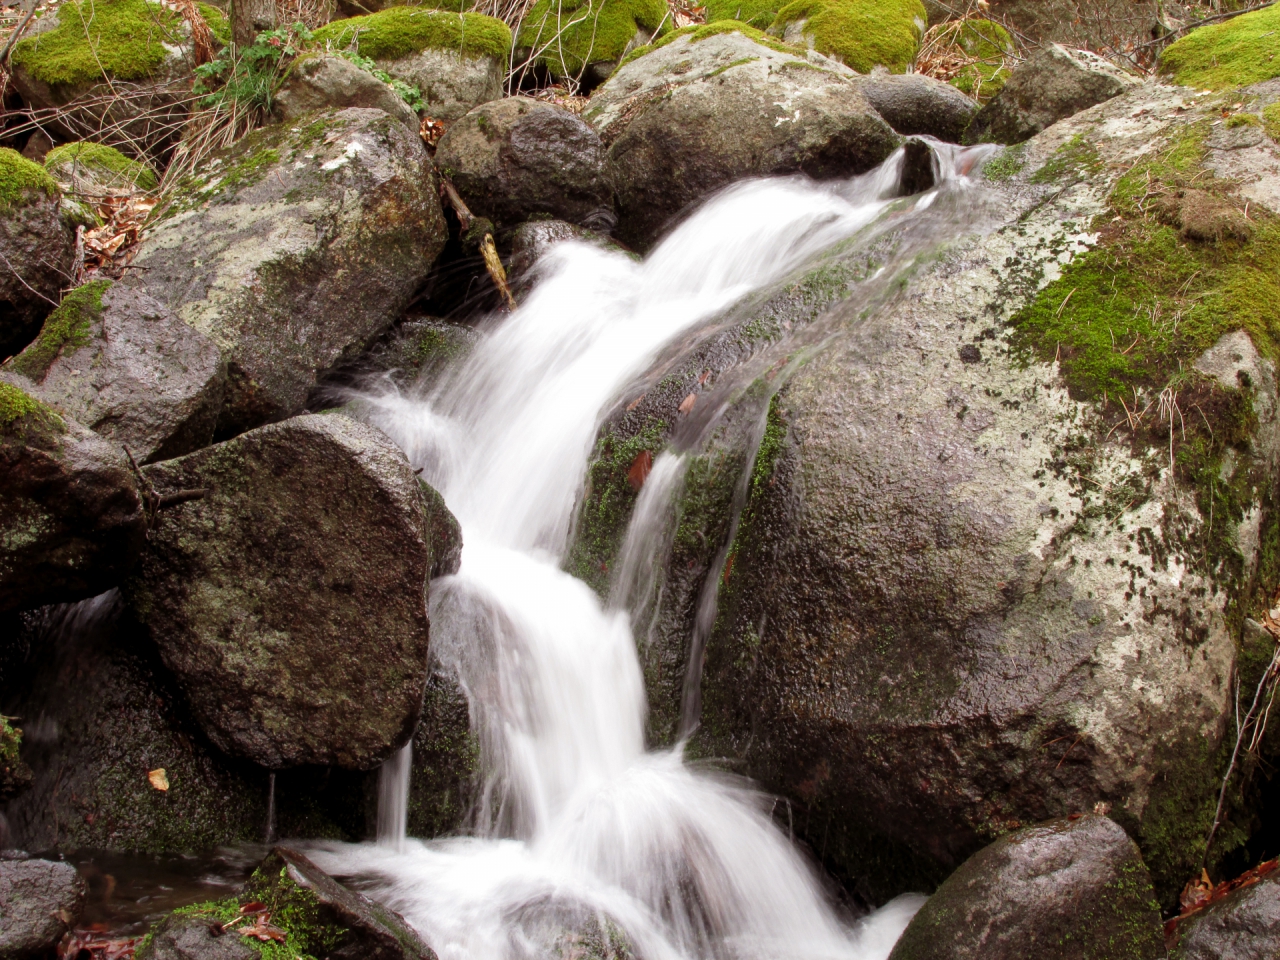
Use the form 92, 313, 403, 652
310, 143, 998, 960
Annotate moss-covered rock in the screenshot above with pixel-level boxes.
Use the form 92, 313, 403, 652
768, 0, 926, 73
4, 281, 226, 463
1159, 3, 1280, 92
276, 55, 421, 130
516, 0, 668, 78
9, 0, 224, 160
0, 148, 76, 360
128, 107, 446, 436
940, 18, 1015, 102
125, 413, 451, 770
0, 373, 147, 614
44, 141, 158, 195
704, 0, 780, 30
887, 816, 1164, 960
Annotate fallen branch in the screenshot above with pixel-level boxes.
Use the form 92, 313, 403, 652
439, 178, 474, 232
480, 233, 517, 312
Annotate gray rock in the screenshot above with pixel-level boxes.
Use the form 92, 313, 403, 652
404, 665, 477, 838
0, 151, 77, 360
1170, 870, 1280, 960
375, 47, 505, 122
125, 413, 453, 770
4, 281, 225, 463
138, 914, 258, 960
965, 44, 1139, 145
43, 142, 158, 198
583, 29, 900, 248
0, 858, 85, 960
344, 317, 480, 392
888, 816, 1164, 960
125, 108, 447, 438
276, 56, 420, 131
858, 71, 980, 143
986, 0, 1161, 50
435, 98, 614, 232
0, 374, 146, 614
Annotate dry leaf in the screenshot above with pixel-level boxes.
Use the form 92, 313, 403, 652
627, 450, 653, 491
147, 768, 169, 791
678, 393, 697, 415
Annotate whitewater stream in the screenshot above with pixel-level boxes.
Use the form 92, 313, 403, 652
310, 142, 997, 960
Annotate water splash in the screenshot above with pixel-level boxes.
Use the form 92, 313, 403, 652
314, 145, 996, 960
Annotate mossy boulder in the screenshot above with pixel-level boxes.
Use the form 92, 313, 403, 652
768, 0, 926, 74
583, 25, 898, 248
1168, 866, 1280, 959
940, 18, 1016, 102
1159, 3, 1280, 93
515, 0, 669, 82
9, 0, 226, 161
0, 859, 86, 959
965, 43, 1139, 145
313, 8, 509, 120
276, 55, 420, 131
0, 717, 32, 802
44, 141, 158, 197
0, 148, 77, 360
125, 413, 456, 770
887, 816, 1164, 960
0, 374, 146, 614
126, 107, 447, 437
435, 97, 614, 231
705, 0, 781, 30
4, 281, 226, 463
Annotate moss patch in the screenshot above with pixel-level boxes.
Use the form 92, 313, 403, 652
1158, 3, 1280, 91
517, 0, 668, 75
981, 144, 1025, 181
11, 0, 193, 88
943, 18, 1015, 101
9, 280, 111, 381
314, 7, 512, 61
0, 147, 59, 212
705, 0, 781, 30
768, 0, 926, 73
0, 381, 64, 441
1264, 101, 1280, 142
45, 142, 158, 191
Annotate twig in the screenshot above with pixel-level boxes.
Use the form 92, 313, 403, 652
0, 0, 42, 64
439, 178, 473, 232
480, 233, 517, 311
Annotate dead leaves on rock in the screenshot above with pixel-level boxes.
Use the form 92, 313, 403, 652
1166, 859, 1279, 947
58, 931, 144, 960
78, 194, 159, 281
211, 901, 287, 942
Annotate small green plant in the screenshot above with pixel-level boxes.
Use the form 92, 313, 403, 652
194, 22, 314, 114
335, 50, 426, 112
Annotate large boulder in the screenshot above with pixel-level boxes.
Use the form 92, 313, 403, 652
1169, 868, 1280, 960
583, 24, 900, 248
887, 816, 1164, 960
0, 376, 146, 614
4, 281, 226, 463
857, 71, 980, 143
312, 9, 510, 121
0, 149, 77, 360
9, 0, 226, 161
1158, 3, 1280, 92
125, 107, 447, 437
435, 98, 615, 232
276, 55, 420, 131
569, 82, 1271, 904
0, 592, 368, 854
0, 858, 86, 960
769, 0, 927, 73
965, 44, 1139, 145
125, 413, 458, 770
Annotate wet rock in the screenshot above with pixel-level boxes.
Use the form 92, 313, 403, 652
888, 816, 1164, 960
858, 72, 980, 143
341, 317, 480, 392
583, 27, 899, 248
138, 914, 257, 960
312, 9, 510, 122
1169, 869, 1280, 960
507, 219, 621, 291
4, 281, 226, 463
965, 44, 1139, 145
0, 375, 146, 614
0, 858, 86, 960
435, 98, 614, 233
8, 0, 225, 162
0, 149, 77, 360
124, 107, 447, 438
275, 56, 419, 131
125, 413, 452, 770
405, 666, 477, 838
43, 142, 158, 198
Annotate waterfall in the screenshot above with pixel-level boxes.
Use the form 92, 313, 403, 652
316, 143, 995, 960
377, 743, 413, 851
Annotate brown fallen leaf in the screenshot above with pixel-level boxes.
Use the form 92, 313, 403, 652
147, 768, 169, 791
678, 393, 697, 415
239, 901, 268, 915
238, 919, 288, 943
627, 450, 653, 491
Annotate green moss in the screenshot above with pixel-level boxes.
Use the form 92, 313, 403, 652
768, 0, 926, 73
1029, 132, 1103, 184
45, 142, 158, 191
9, 281, 111, 381
981, 145, 1025, 181
619, 19, 796, 67
0, 717, 20, 769
11, 0, 193, 88
166, 877, 342, 960
314, 6, 511, 61
705, 0, 780, 30
1264, 101, 1280, 142
944, 18, 1015, 101
0, 147, 59, 213
1158, 3, 1280, 91
516, 0, 668, 76
705, 54, 758, 77
198, 1, 231, 46
0, 381, 64, 440
1226, 112, 1261, 128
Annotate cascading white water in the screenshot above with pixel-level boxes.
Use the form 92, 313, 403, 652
311, 145, 994, 960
